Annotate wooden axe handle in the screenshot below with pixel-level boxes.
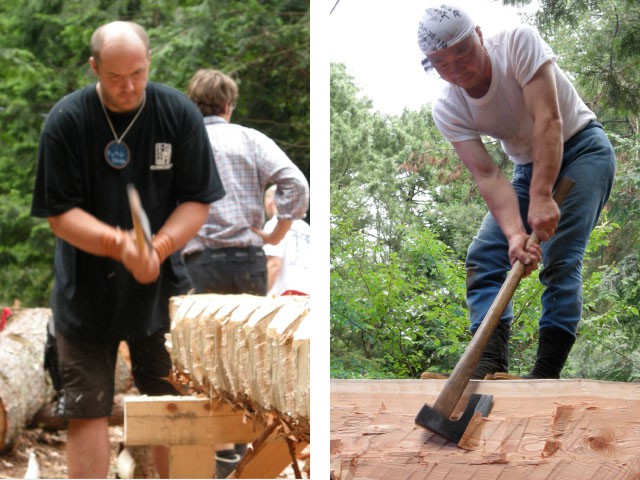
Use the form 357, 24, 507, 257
127, 184, 153, 257
433, 176, 575, 418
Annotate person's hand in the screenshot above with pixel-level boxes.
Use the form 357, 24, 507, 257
252, 227, 281, 245
252, 219, 292, 246
507, 231, 542, 277
119, 230, 161, 284
528, 194, 560, 242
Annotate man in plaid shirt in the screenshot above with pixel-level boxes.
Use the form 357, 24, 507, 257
182, 68, 309, 477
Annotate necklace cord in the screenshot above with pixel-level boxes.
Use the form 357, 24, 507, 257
99, 91, 147, 143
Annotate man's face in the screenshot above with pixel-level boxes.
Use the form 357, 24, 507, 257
91, 41, 150, 113
427, 28, 489, 90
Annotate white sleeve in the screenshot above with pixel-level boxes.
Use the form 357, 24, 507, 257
432, 92, 481, 144
508, 25, 556, 87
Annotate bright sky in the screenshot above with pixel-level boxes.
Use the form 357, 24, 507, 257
329, 0, 539, 114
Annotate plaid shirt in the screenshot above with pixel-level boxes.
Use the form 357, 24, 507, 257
183, 116, 309, 254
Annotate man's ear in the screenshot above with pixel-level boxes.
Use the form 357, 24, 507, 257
89, 56, 99, 76
475, 26, 484, 45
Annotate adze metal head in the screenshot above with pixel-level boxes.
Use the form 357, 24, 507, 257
415, 393, 493, 444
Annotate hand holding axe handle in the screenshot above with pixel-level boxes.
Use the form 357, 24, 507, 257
416, 176, 575, 444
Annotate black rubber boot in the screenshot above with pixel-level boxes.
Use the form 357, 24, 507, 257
522, 327, 576, 379
215, 449, 241, 478
471, 322, 511, 379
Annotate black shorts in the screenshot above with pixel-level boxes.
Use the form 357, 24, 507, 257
55, 330, 179, 418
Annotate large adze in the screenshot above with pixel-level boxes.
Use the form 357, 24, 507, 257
415, 176, 575, 446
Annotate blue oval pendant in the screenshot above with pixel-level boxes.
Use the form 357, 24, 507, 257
104, 140, 130, 169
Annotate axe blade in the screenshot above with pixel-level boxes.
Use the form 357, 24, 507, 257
415, 393, 493, 444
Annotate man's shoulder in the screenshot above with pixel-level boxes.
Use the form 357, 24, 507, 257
433, 83, 465, 114
220, 122, 280, 146
487, 24, 541, 50
44, 85, 97, 129
227, 121, 266, 137
147, 81, 182, 96
147, 82, 206, 130
147, 82, 195, 110
49, 84, 94, 109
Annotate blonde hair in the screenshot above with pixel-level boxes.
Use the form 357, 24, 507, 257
187, 69, 238, 116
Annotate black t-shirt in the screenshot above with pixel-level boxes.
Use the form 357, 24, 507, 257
31, 82, 224, 342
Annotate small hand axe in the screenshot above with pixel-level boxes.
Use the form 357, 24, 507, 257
415, 176, 575, 446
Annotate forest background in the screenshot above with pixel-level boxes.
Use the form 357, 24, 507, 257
331, 0, 640, 382
0, 0, 310, 307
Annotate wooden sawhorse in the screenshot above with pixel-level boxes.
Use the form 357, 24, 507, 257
125, 395, 308, 478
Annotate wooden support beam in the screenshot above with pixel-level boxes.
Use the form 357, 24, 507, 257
331, 379, 640, 479
169, 445, 216, 479
125, 396, 261, 446
232, 422, 309, 479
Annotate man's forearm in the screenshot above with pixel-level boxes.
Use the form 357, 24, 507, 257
48, 208, 121, 257
530, 117, 563, 199
476, 173, 526, 241
155, 201, 209, 254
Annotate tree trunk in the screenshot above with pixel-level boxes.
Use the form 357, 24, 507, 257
0, 308, 55, 451
331, 379, 640, 479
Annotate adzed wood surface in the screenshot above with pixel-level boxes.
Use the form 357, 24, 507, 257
331, 379, 640, 480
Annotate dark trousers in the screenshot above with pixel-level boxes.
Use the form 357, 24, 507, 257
184, 246, 267, 295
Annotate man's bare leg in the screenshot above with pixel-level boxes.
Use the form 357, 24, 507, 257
67, 417, 110, 479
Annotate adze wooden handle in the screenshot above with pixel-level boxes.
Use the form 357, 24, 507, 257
432, 176, 575, 418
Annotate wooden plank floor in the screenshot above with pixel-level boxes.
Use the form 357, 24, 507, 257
331, 379, 640, 479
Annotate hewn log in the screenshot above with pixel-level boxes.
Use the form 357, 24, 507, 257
331, 379, 640, 479
167, 293, 310, 422
0, 308, 55, 451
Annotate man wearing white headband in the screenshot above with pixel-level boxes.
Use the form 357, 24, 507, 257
417, 4, 616, 379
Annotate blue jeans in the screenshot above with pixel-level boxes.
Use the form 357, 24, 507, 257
466, 122, 616, 336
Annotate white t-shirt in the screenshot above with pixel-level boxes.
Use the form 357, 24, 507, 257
263, 217, 311, 296
432, 25, 596, 165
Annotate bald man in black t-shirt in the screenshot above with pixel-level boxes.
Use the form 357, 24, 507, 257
31, 20, 224, 478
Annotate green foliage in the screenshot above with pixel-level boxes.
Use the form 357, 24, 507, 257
148, 1, 310, 176
331, 222, 468, 379
527, 0, 640, 123
0, 0, 309, 306
330, 63, 473, 378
